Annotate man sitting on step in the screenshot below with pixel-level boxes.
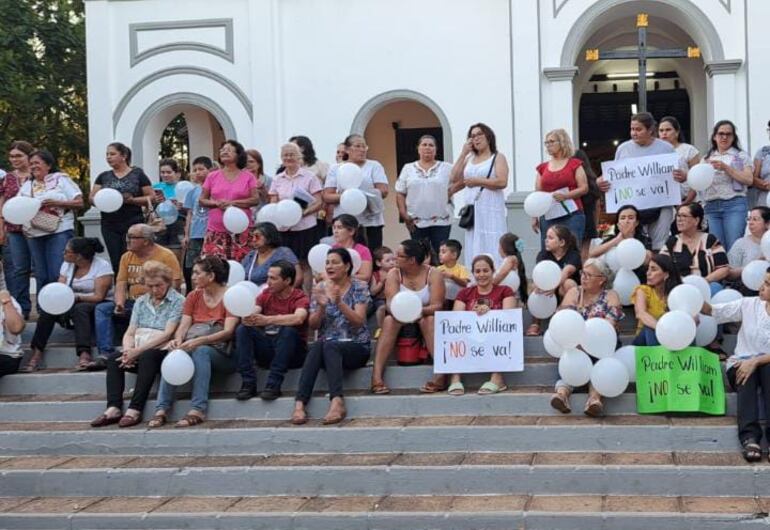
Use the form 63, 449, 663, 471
234, 260, 309, 400
90, 224, 181, 370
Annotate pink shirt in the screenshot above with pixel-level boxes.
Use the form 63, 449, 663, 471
332, 242, 373, 262
203, 169, 258, 233
268, 167, 323, 232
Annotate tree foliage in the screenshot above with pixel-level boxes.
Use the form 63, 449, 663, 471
0, 0, 88, 184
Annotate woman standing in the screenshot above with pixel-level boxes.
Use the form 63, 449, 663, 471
0, 141, 34, 317
290, 135, 330, 238
632, 254, 682, 346
153, 158, 184, 258
240, 222, 302, 287
21, 150, 84, 290
199, 140, 260, 261
701, 120, 754, 252
396, 135, 454, 255
450, 123, 509, 268
750, 120, 770, 209
292, 249, 371, 425
658, 116, 699, 206
532, 129, 588, 248
90, 143, 154, 273
323, 134, 389, 250
246, 148, 271, 213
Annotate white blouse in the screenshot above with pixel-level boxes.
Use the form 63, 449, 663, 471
712, 297, 770, 369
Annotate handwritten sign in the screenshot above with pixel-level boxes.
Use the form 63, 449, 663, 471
635, 346, 725, 415
433, 309, 524, 374
601, 153, 681, 213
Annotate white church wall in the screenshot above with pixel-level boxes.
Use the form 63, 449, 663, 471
745, 1, 770, 157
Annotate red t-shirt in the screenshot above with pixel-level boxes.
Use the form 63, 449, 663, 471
455, 285, 514, 310
536, 157, 584, 211
256, 288, 310, 340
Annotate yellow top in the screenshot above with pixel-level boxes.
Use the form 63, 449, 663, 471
632, 284, 667, 334
437, 263, 470, 281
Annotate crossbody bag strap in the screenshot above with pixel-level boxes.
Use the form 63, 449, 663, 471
472, 154, 497, 204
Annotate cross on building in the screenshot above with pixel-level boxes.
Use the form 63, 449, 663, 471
585, 13, 700, 113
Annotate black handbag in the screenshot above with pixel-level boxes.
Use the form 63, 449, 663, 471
458, 154, 496, 230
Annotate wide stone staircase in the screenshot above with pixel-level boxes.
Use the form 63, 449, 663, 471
0, 320, 768, 529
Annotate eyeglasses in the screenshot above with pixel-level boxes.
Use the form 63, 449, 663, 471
716, 132, 734, 138
470, 132, 486, 139
581, 270, 605, 279
125, 235, 146, 242
544, 140, 558, 145
675, 214, 694, 219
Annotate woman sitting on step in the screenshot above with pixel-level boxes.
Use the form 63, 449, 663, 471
370, 239, 445, 395
588, 204, 652, 283
701, 265, 770, 462
447, 255, 516, 396
292, 248, 371, 425
632, 254, 682, 346
149, 256, 238, 428
90, 261, 184, 428
549, 258, 623, 417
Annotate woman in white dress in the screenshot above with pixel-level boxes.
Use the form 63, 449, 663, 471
450, 123, 510, 269
659, 116, 700, 205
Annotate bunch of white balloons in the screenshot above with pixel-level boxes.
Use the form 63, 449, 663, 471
611, 239, 646, 305
251, 200, 304, 230
527, 260, 560, 319
336, 163, 367, 216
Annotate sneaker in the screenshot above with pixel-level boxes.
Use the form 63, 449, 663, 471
236, 384, 258, 401
260, 387, 282, 401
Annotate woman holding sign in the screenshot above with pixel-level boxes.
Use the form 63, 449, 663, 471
701, 266, 770, 462
531, 129, 588, 250
447, 255, 516, 396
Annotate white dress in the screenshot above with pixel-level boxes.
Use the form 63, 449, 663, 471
462, 155, 507, 268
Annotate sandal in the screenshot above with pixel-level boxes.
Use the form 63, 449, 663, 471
148, 413, 167, 428
175, 413, 205, 428
419, 379, 448, 394
584, 398, 604, 417
19, 355, 43, 373
291, 409, 308, 425
74, 353, 93, 372
742, 439, 762, 463
550, 392, 572, 413
525, 323, 542, 337
370, 381, 391, 395
447, 381, 465, 396
477, 381, 507, 395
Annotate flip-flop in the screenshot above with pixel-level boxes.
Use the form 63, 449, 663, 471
447, 381, 465, 396
525, 323, 542, 336
478, 381, 507, 395
370, 382, 391, 395
420, 380, 448, 394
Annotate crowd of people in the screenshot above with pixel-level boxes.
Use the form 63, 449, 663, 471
0, 114, 769, 460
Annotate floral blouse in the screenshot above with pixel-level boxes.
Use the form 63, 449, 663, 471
311, 279, 371, 343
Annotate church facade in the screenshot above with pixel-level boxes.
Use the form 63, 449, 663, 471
83, 0, 770, 250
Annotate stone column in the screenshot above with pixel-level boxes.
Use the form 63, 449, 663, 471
542, 66, 579, 143
705, 59, 743, 131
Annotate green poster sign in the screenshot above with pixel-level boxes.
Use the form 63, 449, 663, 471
635, 346, 726, 415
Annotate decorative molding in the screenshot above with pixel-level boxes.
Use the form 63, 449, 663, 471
129, 18, 234, 67
112, 65, 252, 133
543, 66, 579, 81
719, 0, 731, 13
553, 0, 569, 18
704, 59, 742, 77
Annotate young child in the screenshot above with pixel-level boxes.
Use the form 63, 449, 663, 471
370, 246, 396, 338
493, 233, 528, 305
437, 239, 470, 309
182, 156, 212, 291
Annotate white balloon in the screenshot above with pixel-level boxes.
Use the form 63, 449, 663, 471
616, 239, 646, 270
581, 318, 618, 359
523, 191, 553, 218
761, 231, 770, 261
256, 203, 278, 224
308, 244, 331, 274
2, 196, 40, 225
655, 310, 696, 351
93, 188, 123, 213
543, 329, 564, 358
161, 349, 195, 386
235, 280, 263, 299
711, 288, 742, 305
532, 260, 562, 291
223, 285, 256, 317
558, 348, 593, 387
528, 293, 557, 319
348, 248, 362, 274
590, 357, 629, 398
227, 260, 246, 286
157, 200, 178, 225
549, 309, 586, 349
223, 206, 250, 234
695, 314, 718, 347
742, 260, 770, 291
683, 275, 711, 304
339, 189, 367, 215
614, 268, 640, 306
501, 271, 521, 292
337, 163, 364, 190
175, 181, 194, 203
686, 163, 715, 192
667, 284, 704, 317
38, 283, 75, 315
275, 199, 303, 228
604, 247, 621, 272
613, 345, 637, 383
390, 291, 422, 323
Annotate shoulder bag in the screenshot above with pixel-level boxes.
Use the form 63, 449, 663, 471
458, 154, 497, 229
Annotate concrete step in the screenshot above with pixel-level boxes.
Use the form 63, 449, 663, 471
0, 390, 739, 423
0, 495, 766, 529
0, 416, 741, 456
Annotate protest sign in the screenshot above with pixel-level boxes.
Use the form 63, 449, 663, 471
433, 309, 524, 374
601, 153, 681, 213
635, 346, 725, 415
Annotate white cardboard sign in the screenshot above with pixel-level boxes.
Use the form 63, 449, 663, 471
601, 153, 681, 213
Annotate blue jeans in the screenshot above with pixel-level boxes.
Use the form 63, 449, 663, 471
411, 225, 452, 257
3, 232, 31, 316
540, 211, 586, 251
155, 345, 235, 414
94, 300, 134, 359
704, 196, 748, 252
632, 326, 660, 346
235, 325, 306, 389
26, 230, 72, 290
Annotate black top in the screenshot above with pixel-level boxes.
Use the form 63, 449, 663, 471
536, 248, 582, 285
94, 167, 152, 229
663, 233, 728, 278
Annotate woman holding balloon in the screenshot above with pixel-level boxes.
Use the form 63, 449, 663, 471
589, 205, 651, 282
632, 254, 682, 347
727, 206, 770, 292
330, 214, 372, 282
240, 222, 301, 287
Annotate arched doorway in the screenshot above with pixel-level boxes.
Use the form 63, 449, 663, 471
352, 93, 451, 250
